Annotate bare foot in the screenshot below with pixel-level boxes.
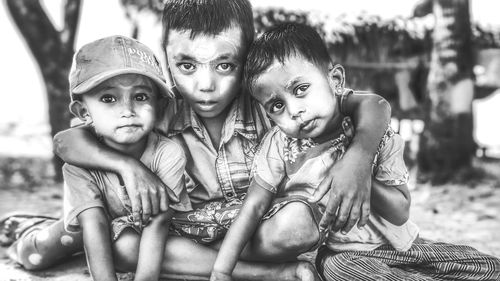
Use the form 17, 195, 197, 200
0, 214, 56, 246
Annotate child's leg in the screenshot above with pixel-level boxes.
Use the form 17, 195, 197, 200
112, 228, 140, 272
161, 236, 320, 281
316, 239, 500, 281
171, 198, 320, 261
316, 246, 435, 281
114, 233, 320, 281
242, 201, 321, 261
404, 239, 500, 280
7, 218, 83, 270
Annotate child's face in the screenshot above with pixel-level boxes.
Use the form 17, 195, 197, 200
165, 26, 245, 119
81, 74, 158, 151
252, 56, 340, 140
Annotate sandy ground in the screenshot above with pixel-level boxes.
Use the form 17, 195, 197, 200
1, 160, 499, 280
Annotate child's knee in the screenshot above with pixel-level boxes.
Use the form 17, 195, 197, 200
10, 240, 47, 270
9, 231, 53, 270
258, 202, 319, 253
112, 229, 140, 272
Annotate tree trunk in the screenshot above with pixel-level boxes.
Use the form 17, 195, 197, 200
418, 0, 475, 183
5, 0, 81, 181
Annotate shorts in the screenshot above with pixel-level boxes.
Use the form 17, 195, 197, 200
169, 195, 325, 247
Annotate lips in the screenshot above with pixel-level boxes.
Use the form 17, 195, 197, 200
195, 100, 218, 111
300, 119, 316, 132
196, 100, 217, 105
117, 124, 141, 129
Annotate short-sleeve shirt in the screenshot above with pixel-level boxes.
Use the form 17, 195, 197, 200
63, 132, 192, 233
252, 124, 419, 252
155, 90, 355, 206
159, 93, 271, 205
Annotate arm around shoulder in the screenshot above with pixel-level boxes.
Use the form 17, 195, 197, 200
54, 126, 133, 173
342, 92, 391, 155
371, 132, 411, 226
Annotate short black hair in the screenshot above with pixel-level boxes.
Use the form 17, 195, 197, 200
161, 0, 254, 54
244, 22, 332, 95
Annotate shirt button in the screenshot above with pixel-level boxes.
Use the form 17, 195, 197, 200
227, 192, 234, 197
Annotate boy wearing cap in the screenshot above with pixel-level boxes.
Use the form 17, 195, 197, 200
15, 35, 192, 281
5, 0, 391, 279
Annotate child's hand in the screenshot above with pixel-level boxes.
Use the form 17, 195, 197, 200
309, 149, 372, 234
119, 159, 171, 225
210, 271, 233, 281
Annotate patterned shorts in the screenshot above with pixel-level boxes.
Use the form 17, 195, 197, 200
169, 195, 324, 245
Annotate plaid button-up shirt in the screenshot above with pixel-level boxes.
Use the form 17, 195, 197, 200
161, 94, 271, 205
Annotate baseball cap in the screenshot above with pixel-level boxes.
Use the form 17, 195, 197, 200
69, 35, 173, 99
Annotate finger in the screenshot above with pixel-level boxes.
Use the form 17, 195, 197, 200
309, 174, 332, 203
332, 199, 352, 233
344, 117, 354, 138
141, 192, 152, 223
342, 200, 361, 234
150, 187, 160, 216
159, 186, 168, 212
318, 192, 341, 232
357, 201, 370, 228
131, 190, 143, 226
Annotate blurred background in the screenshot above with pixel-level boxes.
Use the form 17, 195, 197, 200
1, 0, 500, 278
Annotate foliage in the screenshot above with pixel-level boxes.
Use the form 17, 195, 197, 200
121, 3, 500, 60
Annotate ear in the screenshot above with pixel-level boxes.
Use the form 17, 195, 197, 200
69, 100, 93, 125
328, 63, 346, 94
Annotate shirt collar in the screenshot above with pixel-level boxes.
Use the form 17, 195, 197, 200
168, 94, 259, 144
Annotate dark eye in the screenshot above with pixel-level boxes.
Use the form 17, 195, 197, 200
295, 84, 309, 96
216, 63, 235, 73
270, 101, 284, 114
100, 95, 116, 103
178, 63, 195, 73
135, 93, 149, 102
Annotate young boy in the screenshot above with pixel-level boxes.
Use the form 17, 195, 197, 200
63, 36, 192, 281
211, 23, 500, 281
5, 0, 390, 279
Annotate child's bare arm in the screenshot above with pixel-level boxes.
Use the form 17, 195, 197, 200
371, 181, 410, 226
211, 184, 274, 280
311, 93, 391, 234
54, 127, 169, 224
78, 208, 117, 281
134, 209, 174, 281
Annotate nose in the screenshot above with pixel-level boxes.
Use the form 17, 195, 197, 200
288, 99, 305, 120
197, 65, 216, 92
120, 98, 136, 118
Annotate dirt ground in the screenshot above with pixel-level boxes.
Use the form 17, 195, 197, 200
0, 159, 499, 280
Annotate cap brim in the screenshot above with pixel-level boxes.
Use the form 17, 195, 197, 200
72, 68, 173, 99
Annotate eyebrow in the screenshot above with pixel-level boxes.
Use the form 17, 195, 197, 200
172, 52, 238, 62
284, 76, 303, 91
172, 53, 196, 61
